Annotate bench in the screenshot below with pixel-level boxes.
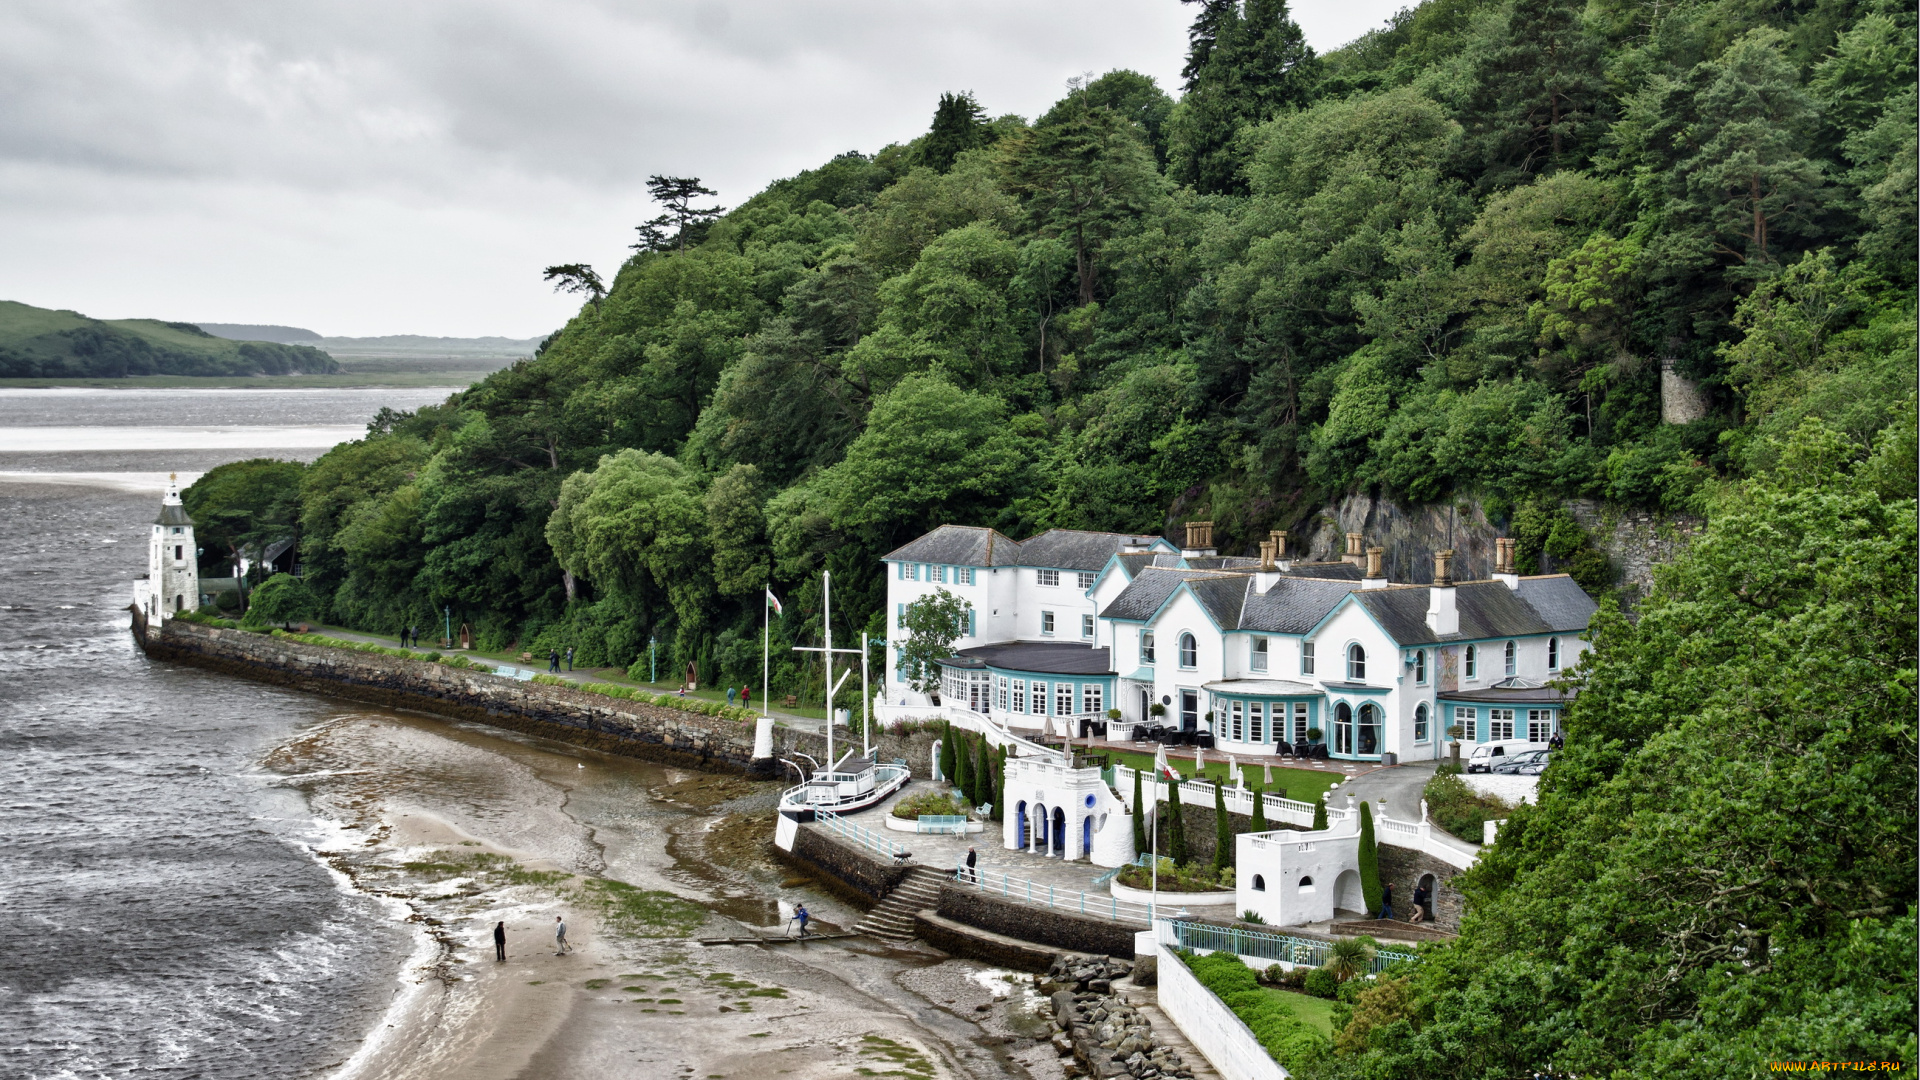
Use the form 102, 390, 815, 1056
918, 814, 969, 835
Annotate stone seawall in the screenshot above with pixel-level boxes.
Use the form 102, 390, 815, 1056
777, 826, 909, 907
139, 617, 832, 774
936, 884, 1138, 960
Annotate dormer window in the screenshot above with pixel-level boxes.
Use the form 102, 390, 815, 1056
1179, 633, 1198, 669
1037, 569, 1060, 587
1141, 632, 1155, 664
1251, 637, 1269, 673
1347, 643, 1366, 681
1465, 644, 1478, 679
1504, 640, 1517, 677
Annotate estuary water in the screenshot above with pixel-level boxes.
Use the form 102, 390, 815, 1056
0, 387, 451, 1079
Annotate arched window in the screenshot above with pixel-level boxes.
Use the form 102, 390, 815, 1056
1298, 875, 1315, 891
1547, 637, 1560, 670
1347, 643, 1366, 681
1179, 633, 1198, 669
1504, 640, 1517, 676
1414, 702, 1430, 742
1252, 874, 1266, 892
1415, 649, 1427, 683
1464, 644, 1477, 679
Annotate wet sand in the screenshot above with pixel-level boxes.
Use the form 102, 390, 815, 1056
268, 708, 1067, 1080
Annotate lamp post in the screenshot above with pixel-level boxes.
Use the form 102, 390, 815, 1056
649, 636, 657, 684
443, 605, 451, 647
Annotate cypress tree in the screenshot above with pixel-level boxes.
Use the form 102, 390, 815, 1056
1358, 801, 1383, 916
1212, 780, 1233, 872
991, 747, 1006, 821
1312, 794, 1328, 831
1250, 785, 1269, 833
1133, 768, 1148, 855
954, 734, 973, 803
939, 721, 957, 783
1167, 777, 1190, 866
975, 737, 994, 808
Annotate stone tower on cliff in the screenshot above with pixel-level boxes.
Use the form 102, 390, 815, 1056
147, 475, 199, 621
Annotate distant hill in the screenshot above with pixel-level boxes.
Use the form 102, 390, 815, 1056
0, 302, 339, 378
193, 323, 322, 344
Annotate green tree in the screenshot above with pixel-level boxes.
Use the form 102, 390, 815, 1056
1249, 785, 1268, 832
704, 463, 769, 597
1357, 801, 1382, 916
542, 263, 604, 308
642, 175, 726, 251
1463, 0, 1608, 187
974, 737, 993, 808
896, 588, 971, 697
919, 92, 993, 173
1324, 936, 1377, 983
241, 572, 322, 628
182, 458, 307, 590
1133, 768, 1148, 854
939, 720, 958, 782
1312, 795, 1327, 831
1212, 780, 1233, 871
953, 732, 973, 801
1168, 0, 1317, 195
1167, 778, 1190, 866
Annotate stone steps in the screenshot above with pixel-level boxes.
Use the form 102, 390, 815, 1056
854, 866, 947, 942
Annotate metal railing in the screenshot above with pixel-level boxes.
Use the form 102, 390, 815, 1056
815, 808, 908, 860
957, 866, 1156, 925
918, 814, 970, 835
1169, 920, 1417, 974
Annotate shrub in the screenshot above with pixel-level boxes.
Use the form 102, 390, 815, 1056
1422, 769, 1513, 840
1242, 909, 1267, 924
1116, 857, 1231, 892
1181, 950, 1331, 1070
892, 791, 970, 819
1302, 967, 1339, 999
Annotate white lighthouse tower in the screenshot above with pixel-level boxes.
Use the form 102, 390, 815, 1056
146, 474, 200, 622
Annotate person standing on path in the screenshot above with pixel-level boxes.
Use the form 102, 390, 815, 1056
565, 646, 574, 672
727, 686, 737, 707
1379, 881, 1395, 921
554, 915, 571, 954
964, 846, 977, 884
741, 686, 751, 710
548, 649, 560, 673
493, 920, 507, 960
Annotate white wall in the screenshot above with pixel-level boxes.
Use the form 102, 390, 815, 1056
1144, 589, 1225, 728
1236, 825, 1362, 927
1155, 941, 1292, 1080
1001, 756, 1134, 866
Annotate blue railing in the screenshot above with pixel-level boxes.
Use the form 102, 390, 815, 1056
816, 808, 908, 860
1169, 920, 1417, 974
918, 814, 970, 834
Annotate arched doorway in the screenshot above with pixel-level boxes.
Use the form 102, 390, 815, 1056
1032, 803, 1047, 852
1015, 800, 1028, 850
1333, 868, 1365, 915
1357, 703, 1380, 756
1081, 815, 1092, 860
1333, 702, 1353, 755
1051, 806, 1066, 856
1417, 873, 1437, 922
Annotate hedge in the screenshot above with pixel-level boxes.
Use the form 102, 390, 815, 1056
1179, 949, 1331, 1071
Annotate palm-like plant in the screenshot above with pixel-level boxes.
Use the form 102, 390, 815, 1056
1325, 935, 1377, 982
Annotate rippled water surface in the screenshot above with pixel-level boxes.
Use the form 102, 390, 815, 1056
0, 388, 453, 1079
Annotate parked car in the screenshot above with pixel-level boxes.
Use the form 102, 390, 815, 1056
1490, 749, 1551, 775
1465, 740, 1549, 773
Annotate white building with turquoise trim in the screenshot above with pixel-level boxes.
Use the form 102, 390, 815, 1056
885, 523, 1595, 764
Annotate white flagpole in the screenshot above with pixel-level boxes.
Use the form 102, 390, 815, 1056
762, 583, 771, 718
823, 570, 834, 770
860, 631, 871, 758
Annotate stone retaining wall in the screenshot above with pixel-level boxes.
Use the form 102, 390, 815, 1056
1376, 845, 1465, 931
936, 884, 1139, 960
776, 826, 909, 907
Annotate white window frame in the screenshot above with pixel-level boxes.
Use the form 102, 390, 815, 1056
1464, 644, 1477, 680
1081, 684, 1103, 715
1032, 681, 1049, 715
1249, 702, 1265, 743
1415, 649, 1427, 684
1178, 633, 1198, 670
1080, 613, 1094, 639
1293, 702, 1309, 743
1012, 679, 1027, 713
1414, 702, 1430, 742
1141, 632, 1156, 665
1457, 705, 1478, 740
997, 676, 1009, 711
1037, 568, 1060, 587
1504, 640, 1517, 677
1041, 611, 1055, 635
1301, 641, 1315, 676
1250, 637, 1269, 673
958, 566, 975, 585
1489, 708, 1515, 741
930, 565, 946, 583
1528, 709, 1555, 742
1055, 682, 1073, 716
1347, 643, 1366, 682
1076, 570, 1096, 590
1230, 700, 1244, 741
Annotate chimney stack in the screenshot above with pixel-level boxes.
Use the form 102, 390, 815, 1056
1254, 540, 1281, 593
1342, 532, 1365, 566
1270, 530, 1288, 559
1258, 539, 1276, 571
1181, 520, 1217, 558
1492, 537, 1519, 589
1362, 546, 1388, 589
1427, 549, 1459, 634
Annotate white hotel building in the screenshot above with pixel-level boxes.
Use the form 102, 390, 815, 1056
885, 524, 1596, 764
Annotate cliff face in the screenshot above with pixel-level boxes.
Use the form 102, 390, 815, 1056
1290, 493, 1701, 605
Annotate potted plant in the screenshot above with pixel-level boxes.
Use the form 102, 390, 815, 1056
1149, 702, 1167, 719
1306, 726, 1323, 743
1446, 724, 1465, 762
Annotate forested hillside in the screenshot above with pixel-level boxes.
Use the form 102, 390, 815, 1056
0, 301, 338, 377
265, 0, 1910, 693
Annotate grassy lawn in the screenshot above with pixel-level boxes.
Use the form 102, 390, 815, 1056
1265, 988, 1339, 1036
1093, 745, 1346, 806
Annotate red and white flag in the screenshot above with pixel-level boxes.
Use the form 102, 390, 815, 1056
765, 588, 783, 615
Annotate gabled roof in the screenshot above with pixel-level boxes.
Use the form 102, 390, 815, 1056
884, 525, 1170, 571
1017, 528, 1170, 572
883, 525, 1019, 567
940, 641, 1114, 676
1099, 567, 1362, 634
1349, 576, 1596, 645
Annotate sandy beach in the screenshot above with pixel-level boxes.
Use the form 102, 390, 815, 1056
266, 709, 1067, 1080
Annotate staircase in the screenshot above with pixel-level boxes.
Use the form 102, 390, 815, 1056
854, 866, 947, 942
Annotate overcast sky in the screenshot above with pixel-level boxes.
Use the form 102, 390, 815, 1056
1, 1, 1405, 338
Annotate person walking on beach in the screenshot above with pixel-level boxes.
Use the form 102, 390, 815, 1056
565, 646, 574, 672
793, 903, 810, 938
554, 915, 571, 954
493, 920, 507, 961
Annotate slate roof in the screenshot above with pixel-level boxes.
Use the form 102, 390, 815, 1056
883, 525, 1019, 566
885, 525, 1168, 571
1350, 576, 1596, 645
1285, 561, 1364, 581
155, 502, 193, 527
940, 641, 1114, 676
1100, 568, 1362, 633
1439, 683, 1574, 704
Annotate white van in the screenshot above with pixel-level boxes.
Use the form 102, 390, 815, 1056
1465, 740, 1549, 773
